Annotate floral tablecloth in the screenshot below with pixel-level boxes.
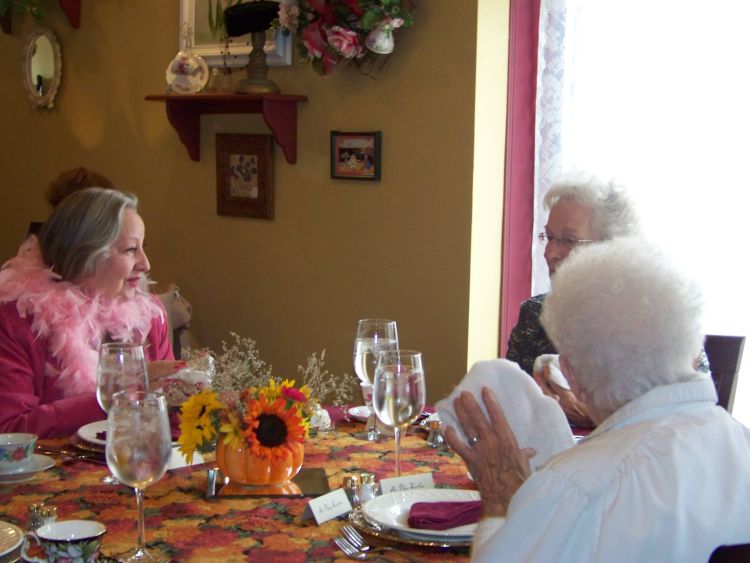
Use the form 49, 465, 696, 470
0, 409, 473, 562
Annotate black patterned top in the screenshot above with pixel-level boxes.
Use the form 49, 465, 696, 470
506, 293, 711, 376
506, 294, 555, 376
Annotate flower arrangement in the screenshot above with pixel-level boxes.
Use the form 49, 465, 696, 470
277, 0, 418, 75
175, 333, 353, 463
177, 378, 310, 464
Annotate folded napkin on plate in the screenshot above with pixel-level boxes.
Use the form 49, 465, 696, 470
407, 500, 483, 530
435, 359, 576, 471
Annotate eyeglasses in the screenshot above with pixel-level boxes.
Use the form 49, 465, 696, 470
538, 232, 598, 249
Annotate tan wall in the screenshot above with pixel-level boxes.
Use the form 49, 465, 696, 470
0, 1, 479, 403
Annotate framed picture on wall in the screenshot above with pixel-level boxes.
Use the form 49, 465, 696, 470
330, 131, 382, 181
179, 0, 293, 67
216, 134, 274, 220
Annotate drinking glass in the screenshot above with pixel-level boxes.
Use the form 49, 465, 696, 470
97, 342, 149, 413
353, 319, 399, 441
97, 342, 149, 484
106, 391, 172, 562
372, 349, 426, 476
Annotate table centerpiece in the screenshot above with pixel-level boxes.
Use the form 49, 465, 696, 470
174, 333, 353, 485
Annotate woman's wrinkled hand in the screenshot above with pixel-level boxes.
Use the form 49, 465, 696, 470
147, 360, 188, 391
533, 365, 593, 428
444, 387, 534, 518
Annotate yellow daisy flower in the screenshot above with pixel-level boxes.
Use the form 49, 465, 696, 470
177, 389, 222, 463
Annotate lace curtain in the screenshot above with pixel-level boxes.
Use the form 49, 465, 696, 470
532, 0, 750, 421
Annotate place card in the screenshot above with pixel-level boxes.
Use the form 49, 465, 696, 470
302, 489, 352, 524
379, 472, 434, 495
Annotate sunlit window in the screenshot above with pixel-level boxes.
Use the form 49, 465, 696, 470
533, 0, 750, 423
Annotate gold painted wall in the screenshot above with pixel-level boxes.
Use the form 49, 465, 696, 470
0, 1, 480, 403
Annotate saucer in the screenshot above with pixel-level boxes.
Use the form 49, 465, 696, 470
0, 454, 54, 484
0, 520, 22, 559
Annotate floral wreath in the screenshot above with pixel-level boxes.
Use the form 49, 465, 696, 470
211, 0, 419, 76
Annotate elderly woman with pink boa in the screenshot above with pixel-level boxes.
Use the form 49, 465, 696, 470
0, 188, 178, 437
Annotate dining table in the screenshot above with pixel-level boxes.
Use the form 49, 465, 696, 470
0, 408, 475, 562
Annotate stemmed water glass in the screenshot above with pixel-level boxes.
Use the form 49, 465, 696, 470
353, 319, 399, 441
372, 349, 426, 476
106, 391, 172, 562
96, 342, 149, 484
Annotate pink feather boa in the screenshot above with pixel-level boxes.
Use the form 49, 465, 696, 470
0, 239, 164, 396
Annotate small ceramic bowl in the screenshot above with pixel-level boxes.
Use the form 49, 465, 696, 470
0, 433, 38, 472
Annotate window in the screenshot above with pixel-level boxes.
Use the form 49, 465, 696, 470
533, 0, 750, 422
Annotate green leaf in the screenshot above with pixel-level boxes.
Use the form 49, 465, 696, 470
361, 9, 381, 31
311, 57, 326, 75
208, 0, 217, 36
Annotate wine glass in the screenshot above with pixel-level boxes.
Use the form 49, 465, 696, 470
97, 342, 149, 484
97, 342, 149, 412
372, 349, 426, 476
353, 319, 399, 441
106, 391, 172, 562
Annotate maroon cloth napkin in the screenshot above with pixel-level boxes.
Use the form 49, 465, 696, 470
407, 500, 482, 531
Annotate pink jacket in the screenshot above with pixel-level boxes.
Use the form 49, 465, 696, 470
0, 243, 173, 438
0, 302, 172, 437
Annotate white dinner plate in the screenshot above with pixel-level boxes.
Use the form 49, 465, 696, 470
362, 488, 482, 539
0, 520, 22, 558
347, 406, 371, 422
0, 454, 54, 484
77, 420, 108, 447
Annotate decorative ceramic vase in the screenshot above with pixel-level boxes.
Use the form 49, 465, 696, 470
365, 23, 395, 54
216, 441, 304, 486
166, 25, 209, 94
309, 402, 333, 432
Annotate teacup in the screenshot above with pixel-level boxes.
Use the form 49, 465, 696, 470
22, 519, 106, 563
0, 433, 37, 472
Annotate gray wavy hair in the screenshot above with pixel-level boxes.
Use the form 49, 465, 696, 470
544, 173, 639, 239
39, 187, 138, 282
541, 238, 705, 420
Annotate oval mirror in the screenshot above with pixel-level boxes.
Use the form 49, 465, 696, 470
21, 27, 62, 109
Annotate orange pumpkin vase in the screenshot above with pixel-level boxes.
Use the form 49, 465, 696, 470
216, 441, 304, 486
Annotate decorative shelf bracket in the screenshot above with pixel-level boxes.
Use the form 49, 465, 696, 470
145, 93, 307, 164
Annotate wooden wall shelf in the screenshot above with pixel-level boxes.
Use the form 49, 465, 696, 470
144, 93, 308, 164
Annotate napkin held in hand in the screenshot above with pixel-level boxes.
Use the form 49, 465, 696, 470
407, 500, 483, 530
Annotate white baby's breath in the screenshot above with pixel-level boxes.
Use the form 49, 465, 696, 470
179, 335, 354, 408
298, 349, 354, 406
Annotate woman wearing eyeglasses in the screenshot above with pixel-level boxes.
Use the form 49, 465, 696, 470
506, 174, 639, 427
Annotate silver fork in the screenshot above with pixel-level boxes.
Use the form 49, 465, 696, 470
334, 535, 370, 560
338, 525, 421, 562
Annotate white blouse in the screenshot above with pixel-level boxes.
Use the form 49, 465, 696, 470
472, 378, 750, 562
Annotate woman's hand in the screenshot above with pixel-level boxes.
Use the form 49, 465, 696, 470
444, 387, 534, 518
147, 360, 187, 391
533, 365, 594, 428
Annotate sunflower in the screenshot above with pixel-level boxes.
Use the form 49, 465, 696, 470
177, 389, 223, 463
244, 395, 307, 463
218, 411, 244, 449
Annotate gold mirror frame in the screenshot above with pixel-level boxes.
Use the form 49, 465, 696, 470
21, 27, 62, 109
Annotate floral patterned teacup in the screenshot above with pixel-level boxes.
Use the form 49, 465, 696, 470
0, 433, 37, 472
22, 520, 106, 563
